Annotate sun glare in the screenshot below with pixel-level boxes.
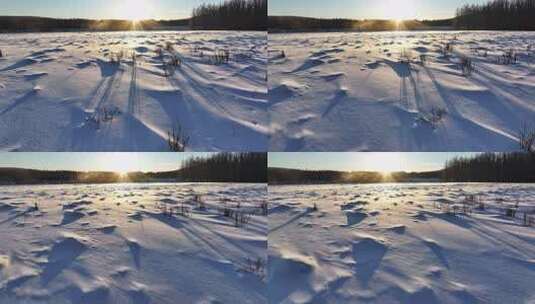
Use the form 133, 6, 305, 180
358, 153, 405, 174
99, 153, 139, 175
377, 0, 416, 21
115, 0, 154, 21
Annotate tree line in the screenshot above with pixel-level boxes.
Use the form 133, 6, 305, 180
0, 16, 189, 32
455, 0, 535, 30
0, 153, 267, 185
0, 168, 122, 184
268, 16, 454, 32
443, 152, 535, 182
190, 0, 267, 30
268, 168, 441, 184
179, 152, 267, 183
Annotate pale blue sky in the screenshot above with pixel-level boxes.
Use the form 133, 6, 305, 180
269, 153, 479, 172
0, 153, 214, 172
0, 0, 222, 19
269, 0, 488, 20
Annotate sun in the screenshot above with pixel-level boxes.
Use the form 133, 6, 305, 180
99, 153, 139, 175
359, 153, 404, 174
377, 0, 416, 21
115, 0, 154, 21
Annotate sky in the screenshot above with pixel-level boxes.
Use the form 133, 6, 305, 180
0, 153, 214, 173
269, 153, 480, 173
0, 0, 222, 20
269, 0, 488, 20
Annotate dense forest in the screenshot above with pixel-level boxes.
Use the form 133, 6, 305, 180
268, 168, 441, 184
0, 153, 267, 185
443, 152, 535, 182
455, 0, 535, 30
179, 153, 267, 183
268, 16, 453, 32
190, 0, 267, 30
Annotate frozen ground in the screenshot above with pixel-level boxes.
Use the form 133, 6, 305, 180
0, 183, 267, 304
269, 183, 535, 303
269, 31, 535, 151
0, 31, 267, 151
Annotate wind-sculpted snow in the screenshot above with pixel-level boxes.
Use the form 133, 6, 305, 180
269, 183, 535, 303
269, 31, 535, 151
0, 31, 267, 151
0, 183, 267, 304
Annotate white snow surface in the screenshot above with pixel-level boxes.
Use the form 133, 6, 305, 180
0, 31, 267, 151
0, 183, 267, 304
269, 183, 535, 303
269, 31, 535, 151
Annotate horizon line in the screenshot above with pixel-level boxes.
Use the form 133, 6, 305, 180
268, 166, 442, 174
268, 14, 455, 22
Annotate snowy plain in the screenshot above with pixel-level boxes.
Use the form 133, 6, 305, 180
0, 31, 267, 151
0, 183, 267, 304
269, 183, 535, 304
269, 31, 535, 151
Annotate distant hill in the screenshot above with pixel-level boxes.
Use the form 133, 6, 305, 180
268, 16, 454, 32
0, 16, 190, 33
268, 167, 442, 185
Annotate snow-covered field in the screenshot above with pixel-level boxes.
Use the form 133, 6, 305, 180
0, 183, 267, 304
269, 31, 535, 151
0, 31, 267, 151
269, 183, 535, 303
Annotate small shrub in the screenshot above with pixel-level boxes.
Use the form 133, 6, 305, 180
177, 203, 191, 217
234, 211, 251, 227
460, 57, 474, 76
156, 48, 164, 58
418, 107, 447, 129
443, 42, 454, 57
165, 41, 174, 52
167, 123, 190, 152
223, 207, 232, 217
524, 213, 535, 227
260, 202, 268, 216
312, 203, 318, 211
85, 107, 121, 129
110, 50, 125, 65
194, 194, 206, 211
100, 107, 121, 122
211, 49, 230, 65
243, 257, 265, 278
518, 122, 535, 152
420, 54, 427, 65
505, 207, 517, 218
400, 48, 413, 64
499, 49, 518, 65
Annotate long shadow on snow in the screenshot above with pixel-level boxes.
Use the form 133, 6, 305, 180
169, 70, 267, 150
40, 239, 87, 286
423, 65, 518, 149
70, 115, 165, 151
128, 62, 139, 115
0, 90, 38, 116
352, 238, 388, 287
270, 209, 314, 234
0, 58, 38, 72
